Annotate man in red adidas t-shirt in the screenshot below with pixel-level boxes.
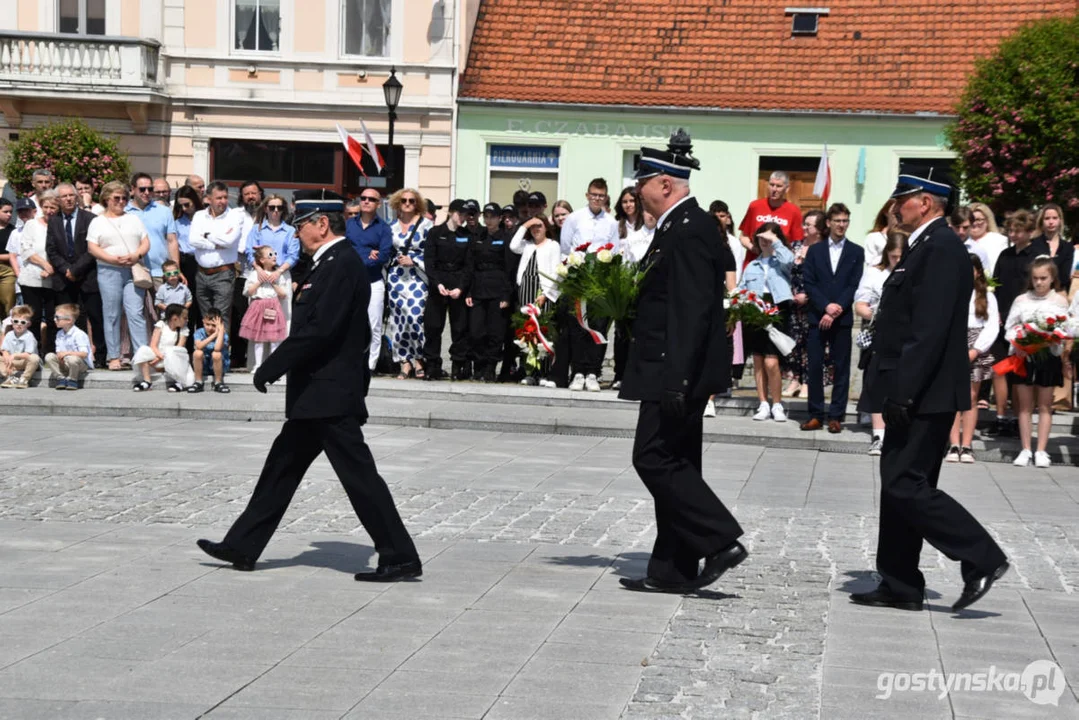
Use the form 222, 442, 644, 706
738, 171, 805, 265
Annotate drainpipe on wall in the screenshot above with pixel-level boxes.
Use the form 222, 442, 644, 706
449, 0, 461, 202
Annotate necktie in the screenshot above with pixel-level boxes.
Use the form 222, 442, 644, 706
64, 215, 75, 256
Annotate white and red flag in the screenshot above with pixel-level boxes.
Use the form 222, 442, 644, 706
813, 144, 831, 203
336, 122, 385, 177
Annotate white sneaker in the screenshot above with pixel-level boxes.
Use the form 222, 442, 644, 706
771, 403, 787, 422
539, 379, 557, 388
1034, 451, 1051, 468
584, 374, 601, 392
867, 437, 883, 456
1013, 449, 1033, 467
752, 402, 771, 421
520, 377, 538, 386
612, 380, 622, 390
569, 373, 585, 391
703, 399, 716, 418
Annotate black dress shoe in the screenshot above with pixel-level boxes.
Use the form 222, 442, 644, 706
691, 541, 749, 589
619, 576, 692, 594
953, 562, 1009, 612
196, 539, 255, 571
849, 586, 923, 611
354, 559, 423, 582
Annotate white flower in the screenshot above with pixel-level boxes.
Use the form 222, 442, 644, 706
567, 252, 585, 267
723, 298, 731, 309
596, 249, 613, 263
556, 264, 569, 278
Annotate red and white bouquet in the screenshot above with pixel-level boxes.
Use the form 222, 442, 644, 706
726, 289, 796, 356
993, 306, 1078, 377
512, 303, 556, 371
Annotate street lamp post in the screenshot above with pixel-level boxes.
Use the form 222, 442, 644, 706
382, 66, 403, 188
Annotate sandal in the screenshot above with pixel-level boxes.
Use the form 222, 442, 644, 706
187, 382, 204, 394
395, 363, 413, 380
107, 359, 123, 372
167, 382, 183, 393
133, 380, 152, 392
413, 365, 426, 380
213, 382, 231, 394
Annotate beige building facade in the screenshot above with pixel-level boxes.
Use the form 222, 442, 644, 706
0, 0, 464, 203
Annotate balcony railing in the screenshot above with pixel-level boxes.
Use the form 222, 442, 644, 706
0, 31, 162, 93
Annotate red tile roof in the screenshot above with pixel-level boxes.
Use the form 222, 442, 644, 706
460, 0, 1078, 115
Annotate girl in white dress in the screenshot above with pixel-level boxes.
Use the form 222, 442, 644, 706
1006, 257, 1069, 468
132, 304, 194, 391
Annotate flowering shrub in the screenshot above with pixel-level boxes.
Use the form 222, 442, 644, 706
2, 119, 131, 195
945, 15, 1079, 227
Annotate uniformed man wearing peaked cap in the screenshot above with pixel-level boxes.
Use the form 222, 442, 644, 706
617, 130, 748, 593
852, 166, 1008, 612
197, 188, 422, 582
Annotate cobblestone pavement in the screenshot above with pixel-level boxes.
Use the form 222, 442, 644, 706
0, 416, 1077, 719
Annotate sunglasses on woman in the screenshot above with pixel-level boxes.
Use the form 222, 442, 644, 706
267, 205, 285, 212
400, 198, 416, 205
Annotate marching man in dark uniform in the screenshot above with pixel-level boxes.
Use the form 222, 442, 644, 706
853, 167, 1008, 612
467, 202, 513, 383
422, 199, 476, 380
196, 190, 422, 582
619, 130, 748, 593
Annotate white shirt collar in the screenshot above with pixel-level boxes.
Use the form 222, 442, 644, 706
655, 195, 693, 233
908, 216, 942, 248
829, 235, 846, 248
312, 236, 345, 265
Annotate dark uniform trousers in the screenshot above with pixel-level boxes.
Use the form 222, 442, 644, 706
877, 412, 1008, 599
633, 398, 744, 583
423, 291, 470, 370
469, 298, 508, 373
569, 315, 609, 378
179, 252, 203, 352
230, 275, 249, 368
612, 322, 631, 383
223, 415, 418, 564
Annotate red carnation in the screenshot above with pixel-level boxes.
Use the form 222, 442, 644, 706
575, 243, 591, 253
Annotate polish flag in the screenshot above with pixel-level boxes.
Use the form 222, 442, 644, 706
336, 123, 368, 178
813, 144, 831, 203
360, 120, 384, 174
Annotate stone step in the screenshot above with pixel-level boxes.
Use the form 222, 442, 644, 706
1, 385, 1075, 466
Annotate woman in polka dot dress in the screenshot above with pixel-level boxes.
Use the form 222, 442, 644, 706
387, 188, 433, 379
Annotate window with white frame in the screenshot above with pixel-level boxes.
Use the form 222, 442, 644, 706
58, 0, 106, 35
343, 0, 391, 57
234, 0, 281, 52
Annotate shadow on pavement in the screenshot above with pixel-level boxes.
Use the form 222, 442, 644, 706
256, 541, 376, 574
544, 552, 650, 576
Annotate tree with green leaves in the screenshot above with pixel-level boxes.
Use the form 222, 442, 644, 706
946, 14, 1079, 227
2, 118, 131, 195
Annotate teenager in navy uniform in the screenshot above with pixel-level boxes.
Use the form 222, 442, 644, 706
467, 202, 513, 383
497, 204, 524, 382
618, 130, 748, 593
422, 199, 476, 380
853, 168, 1008, 612
196, 190, 421, 582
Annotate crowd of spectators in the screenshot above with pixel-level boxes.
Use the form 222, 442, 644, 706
0, 167, 1074, 466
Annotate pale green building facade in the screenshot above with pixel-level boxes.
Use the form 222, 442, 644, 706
455, 102, 954, 240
